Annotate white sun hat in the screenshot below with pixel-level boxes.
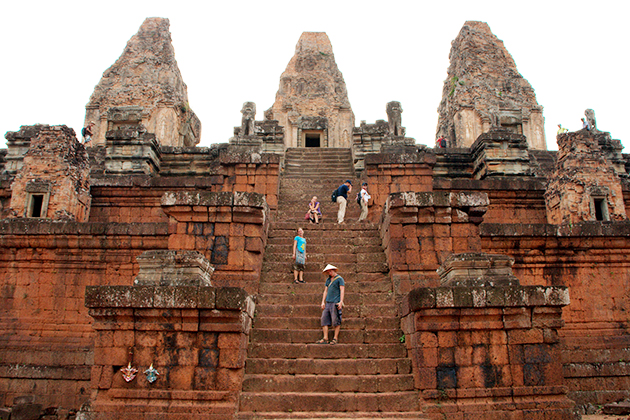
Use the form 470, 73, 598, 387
322, 264, 338, 272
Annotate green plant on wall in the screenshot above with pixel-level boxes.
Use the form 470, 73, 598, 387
448, 76, 464, 97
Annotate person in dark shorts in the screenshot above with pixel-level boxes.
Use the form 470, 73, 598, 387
316, 264, 345, 345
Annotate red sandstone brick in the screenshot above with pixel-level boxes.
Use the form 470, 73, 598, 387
438, 331, 458, 347
227, 250, 244, 267
455, 345, 473, 366
488, 344, 510, 365
218, 349, 246, 369
214, 223, 230, 236
218, 333, 247, 349
168, 234, 196, 250
169, 366, 195, 390
438, 347, 455, 366
417, 347, 438, 368
508, 329, 544, 345
215, 368, 244, 391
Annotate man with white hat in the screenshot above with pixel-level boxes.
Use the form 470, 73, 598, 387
316, 264, 345, 345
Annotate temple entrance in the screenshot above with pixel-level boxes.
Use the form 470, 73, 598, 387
304, 131, 322, 147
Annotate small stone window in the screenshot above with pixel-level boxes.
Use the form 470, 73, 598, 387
25, 181, 51, 218
27, 193, 49, 218
593, 197, 609, 221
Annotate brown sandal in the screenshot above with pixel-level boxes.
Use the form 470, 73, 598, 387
329, 338, 338, 345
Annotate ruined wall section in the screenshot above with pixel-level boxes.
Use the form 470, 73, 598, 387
87, 145, 280, 224
8, 125, 91, 222
266, 32, 354, 148
481, 222, 630, 406
436, 21, 546, 150
546, 129, 627, 224
85, 18, 201, 147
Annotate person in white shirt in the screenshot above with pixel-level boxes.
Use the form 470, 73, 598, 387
357, 182, 371, 222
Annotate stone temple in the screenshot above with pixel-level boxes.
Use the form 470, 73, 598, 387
1, 17, 629, 420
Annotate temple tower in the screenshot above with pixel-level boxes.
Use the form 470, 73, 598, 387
85, 18, 201, 147
436, 21, 546, 150
265, 32, 355, 149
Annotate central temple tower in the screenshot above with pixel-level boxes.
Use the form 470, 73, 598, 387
265, 32, 355, 148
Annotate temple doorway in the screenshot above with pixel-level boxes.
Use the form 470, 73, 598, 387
304, 131, 322, 147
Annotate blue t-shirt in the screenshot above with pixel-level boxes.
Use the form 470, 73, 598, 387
325, 275, 345, 303
337, 184, 350, 199
294, 236, 306, 253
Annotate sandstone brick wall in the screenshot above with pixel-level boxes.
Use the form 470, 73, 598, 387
364, 148, 435, 220
380, 192, 488, 295
0, 190, 270, 411
434, 178, 549, 225
87, 149, 280, 224
481, 222, 630, 406
0, 220, 168, 409
402, 286, 574, 419
85, 286, 254, 419
161, 191, 269, 294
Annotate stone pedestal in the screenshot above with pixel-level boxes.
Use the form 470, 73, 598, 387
401, 253, 575, 419
105, 125, 161, 175
471, 127, 538, 179
84, 250, 254, 420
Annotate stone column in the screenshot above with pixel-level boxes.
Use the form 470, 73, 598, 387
401, 253, 575, 419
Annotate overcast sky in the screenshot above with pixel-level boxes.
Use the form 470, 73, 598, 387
1, 0, 627, 151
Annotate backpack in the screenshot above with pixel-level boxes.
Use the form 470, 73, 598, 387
356, 191, 362, 206
331, 188, 339, 203
81, 127, 87, 138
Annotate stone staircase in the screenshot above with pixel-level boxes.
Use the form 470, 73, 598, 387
283, 147, 355, 179
237, 148, 423, 419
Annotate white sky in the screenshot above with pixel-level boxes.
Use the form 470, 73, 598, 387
1, 0, 628, 151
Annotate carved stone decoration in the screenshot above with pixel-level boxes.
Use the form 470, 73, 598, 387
268, 32, 355, 148
85, 18, 201, 147
545, 129, 626, 224
489, 106, 501, 128
241, 102, 256, 136
133, 250, 215, 287
386, 101, 404, 137
585, 108, 597, 131
436, 21, 546, 149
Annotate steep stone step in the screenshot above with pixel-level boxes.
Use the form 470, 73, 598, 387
265, 243, 383, 255
245, 357, 411, 375
262, 261, 389, 274
267, 234, 381, 246
264, 252, 386, 264
258, 279, 391, 293
254, 304, 398, 320
269, 221, 378, 233
247, 343, 407, 359
242, 374, 414, 393
254, 292, 395, 306
238, 391, 419, 413
253, 316, 400, 331
237, 412, 424, 420
249, 328, 402, 344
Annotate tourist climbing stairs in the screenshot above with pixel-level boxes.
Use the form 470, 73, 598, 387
237, 148, 423, 419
